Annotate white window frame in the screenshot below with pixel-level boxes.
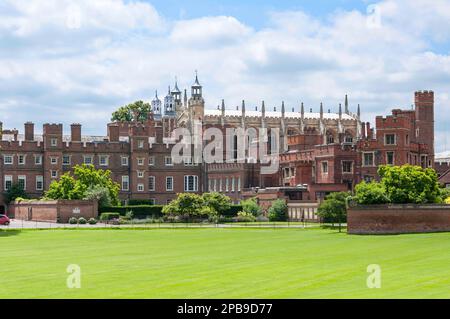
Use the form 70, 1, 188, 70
50, 156, 58, 165
363, 152, 375, 167
35, 155, 42, 165
166, 176, 174, 191
137, 183, 144, 192
62, 155, 71, 166
231, 177, 235, 192
137, 157, 144, 166
36, 175, 44, 191
238, 177, 241, 192
148, 156, 155, 166
18, 154, 26, 165
121, 156, 129, 166
342, 161, 353, 173
137, 170, 144, 178
148, 176, 155, 191
137, 140, 144, 149
3, 155, 13, 165
384, 133, 396, 146
51, 170, 58, 179
4, 175, 12, 191
121, 176, 129, 191
165, 156, 173, 166
50, 138, 58, 147
99, 155, 109, 166
321, 161, 328, 174
83, 155, 93, 165
184, 175, 198, 192
225, 178, 229, 192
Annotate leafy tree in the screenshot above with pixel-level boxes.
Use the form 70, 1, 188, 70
45, 174, 85, 200
44, 164, 120, 205
267, 199, 288, 221
162, 193, 212, 218
241, 197, 262, 217
378, 165, 442, 204
83, 185, 112, 207
111, 100, 151, 122
3, 183, 28, 204
354, 181, 389, 205
317, 192, 349, 232
202, 192, 231, 215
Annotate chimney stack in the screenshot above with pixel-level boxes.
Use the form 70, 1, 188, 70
108, 124, 120, 142
24, 122, 34, 141
71, 123, 81, 142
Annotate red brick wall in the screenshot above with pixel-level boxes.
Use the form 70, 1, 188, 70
8, 200, 98, 223
348, 204, 450, 234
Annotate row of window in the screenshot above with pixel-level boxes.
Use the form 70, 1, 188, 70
4, 175, 43, 191
208, 177, 241, 193
2, 154, 197, 167
121, 175, 198, 192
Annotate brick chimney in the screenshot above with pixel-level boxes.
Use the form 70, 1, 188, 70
71, 123, 81, 142
366, 122, 373, 139
24, 122, 34, 141
108, 124, 119, 142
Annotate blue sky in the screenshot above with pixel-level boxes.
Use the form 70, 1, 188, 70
0, 0, 449, 151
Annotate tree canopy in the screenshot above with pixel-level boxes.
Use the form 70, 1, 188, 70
44, 164, 120, 205
3, 183, 28, 204
317, 192, 349, 232
267, 199, 288, 221
111, 100, 151, 122
355, 165, 443, 205
162, 193, 213, 218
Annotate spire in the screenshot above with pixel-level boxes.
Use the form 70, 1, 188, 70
183, 89, 187, 106
241, 100, 246, 114
281, 101, 285, 116
357, 103, 361, 118
261, 100, 265, 117
221, 99, 225, 114
173, 77, 180, 93
320, 102, 323, 119
301, 102, 304, 118
193, 70, 201, 86
339, 103, 342, 119
345, 94, 349, 114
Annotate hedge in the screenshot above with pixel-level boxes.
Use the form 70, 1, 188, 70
99, 204, 242, 218
127, 199, 157, 205
99, 205, 164, 218
99, 213, 120, 221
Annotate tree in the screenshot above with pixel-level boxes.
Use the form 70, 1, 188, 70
162, 193, 212, 218
83, 185, 112, 207
317, 192, 350, 232
378, 165, 442, 204
354, 181, 389, 205
111, 100, 151, 122
44, 164, 120, 205
202, 192, 231, 215
45, 173, 85, 200
268, 199, 288, 221
3, 183, 28, 205
241, 198, 262, 217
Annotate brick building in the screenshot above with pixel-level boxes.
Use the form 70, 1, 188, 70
0, 72, 435, 211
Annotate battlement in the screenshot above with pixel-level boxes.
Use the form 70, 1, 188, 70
376, 114, 411, 129
415, 90, 434, 104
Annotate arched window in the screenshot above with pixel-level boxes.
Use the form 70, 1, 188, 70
326, 132, 334, 144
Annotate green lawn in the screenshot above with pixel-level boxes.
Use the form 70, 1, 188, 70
1, 228, 449, 298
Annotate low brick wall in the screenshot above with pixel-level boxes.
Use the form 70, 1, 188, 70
8, 200, 98, 223
348, 204, 450, 234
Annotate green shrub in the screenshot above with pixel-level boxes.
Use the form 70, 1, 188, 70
236, 211, 256, 222
221, 205, 243, 217
354, 181, 389, 205
268, 199, 288, 221
241, 198, 262, 217
88, 218, 97, 225
127, 199, 156, 205
68, 217, 78, 224
78, 217, 87, 224
99, 212, 120, 221
99, 205, 163, 218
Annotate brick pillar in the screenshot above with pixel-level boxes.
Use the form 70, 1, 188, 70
24, 122, 34, 141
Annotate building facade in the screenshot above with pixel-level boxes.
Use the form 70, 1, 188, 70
0, 73, 436, 211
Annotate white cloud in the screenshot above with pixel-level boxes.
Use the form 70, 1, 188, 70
0, 0, 449, 150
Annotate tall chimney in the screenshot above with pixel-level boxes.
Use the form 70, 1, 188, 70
366, 122, 373, 139
71, 123, 81, 142
108, 124, 119, 142
24, 122, 34, 141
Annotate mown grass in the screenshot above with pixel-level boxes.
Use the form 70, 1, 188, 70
1, 228, 449, 298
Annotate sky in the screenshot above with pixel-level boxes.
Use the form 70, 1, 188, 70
0, 0, 449, 151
